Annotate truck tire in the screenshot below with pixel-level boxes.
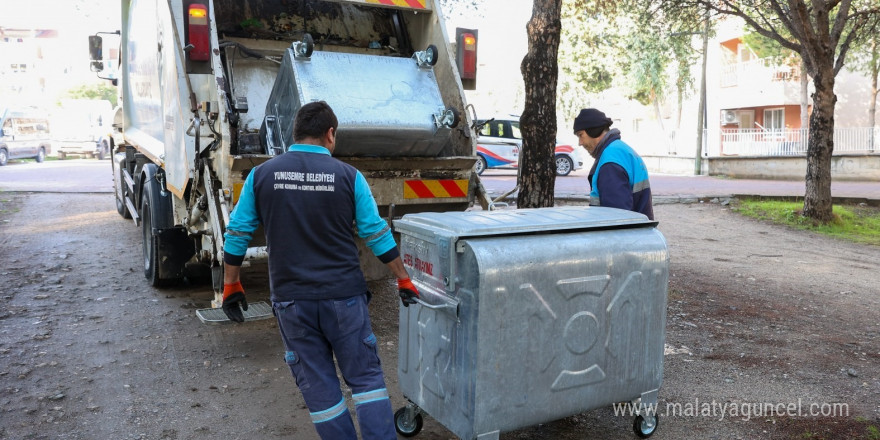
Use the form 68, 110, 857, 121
113, 153, 132, 219
35, 147, 46, 163
0, 148, 8, 166
140, 166, 193, 287
141, 181, 166, 286
117, 191, 131, 219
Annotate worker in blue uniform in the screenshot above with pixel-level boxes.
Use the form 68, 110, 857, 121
220, 101, 420, 439
573, 108, 654, 220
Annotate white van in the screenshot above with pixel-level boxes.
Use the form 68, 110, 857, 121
0, 109, 52, 166
51, 99, 114, 159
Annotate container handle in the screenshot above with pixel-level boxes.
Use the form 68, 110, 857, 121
412, 297, 460, 319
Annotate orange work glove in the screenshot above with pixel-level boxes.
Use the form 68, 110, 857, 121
222, 281, 248, 323
397, 278, 420, 307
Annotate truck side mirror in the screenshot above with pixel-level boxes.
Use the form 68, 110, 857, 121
89, 35, 104, 72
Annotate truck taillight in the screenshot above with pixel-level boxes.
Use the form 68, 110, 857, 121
455, 28, 478, 90
461, 34, 476, 78
188, 3, 210, 61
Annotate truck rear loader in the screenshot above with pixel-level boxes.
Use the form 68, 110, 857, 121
89, 0, 486, 322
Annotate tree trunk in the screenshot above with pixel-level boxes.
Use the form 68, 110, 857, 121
652, 92, 666, 133
802, 72, 836, 223
800, 61, 809, 130
870, 72, 878, 129
517, 0, 562, 209
675, 86, 683, 129
869, 40, 878, 152
870, 63, 877, 151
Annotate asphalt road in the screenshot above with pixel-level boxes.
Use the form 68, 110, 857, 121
1, 158, 877, 203
0, 158, 112, 193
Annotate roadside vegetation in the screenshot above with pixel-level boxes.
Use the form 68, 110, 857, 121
0, 194, 21, 224
734, 198, 880, 246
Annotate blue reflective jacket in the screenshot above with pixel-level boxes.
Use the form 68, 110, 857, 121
588, 131, 654, 220
222, 144, 398, 301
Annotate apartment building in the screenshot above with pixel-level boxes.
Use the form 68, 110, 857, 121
709, 17, 877, 159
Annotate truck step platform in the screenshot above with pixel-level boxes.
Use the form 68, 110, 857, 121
196, 301, 273, 324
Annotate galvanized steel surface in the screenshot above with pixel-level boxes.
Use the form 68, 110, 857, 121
262, 50, 450, 157
393, 205, 655, 239
395, 206, 669, 440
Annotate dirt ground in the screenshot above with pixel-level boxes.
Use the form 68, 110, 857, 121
1, 193, 879, 440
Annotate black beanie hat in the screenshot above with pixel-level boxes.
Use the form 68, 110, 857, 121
573, 108, 613, 137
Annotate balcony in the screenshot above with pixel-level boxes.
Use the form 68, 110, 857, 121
716, 58, 804, 108
720, 128, 880, 156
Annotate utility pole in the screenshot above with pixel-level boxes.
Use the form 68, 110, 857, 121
694, 6, 709, 175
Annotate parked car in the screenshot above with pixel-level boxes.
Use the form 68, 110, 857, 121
474, 115, 584, 176
51, 99, 114, 160
0, 109, 52, 166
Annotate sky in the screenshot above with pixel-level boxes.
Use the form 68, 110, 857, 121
0, 0, 532, 115
442, 0, 533, 116
0, 0, 120, 32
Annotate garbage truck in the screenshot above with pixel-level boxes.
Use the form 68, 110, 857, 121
89, 0, 485, 322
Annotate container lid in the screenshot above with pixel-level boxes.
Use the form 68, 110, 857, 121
393, 206, 656, 239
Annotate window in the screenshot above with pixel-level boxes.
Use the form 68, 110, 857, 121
508, 122, 522, 139
479, 121, 492, 137
764, 108, 784, 131
737, 43, 756, 63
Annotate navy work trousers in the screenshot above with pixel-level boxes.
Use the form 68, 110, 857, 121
275, 293, 395, 440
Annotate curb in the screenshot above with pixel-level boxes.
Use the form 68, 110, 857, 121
486, 192, 880, 207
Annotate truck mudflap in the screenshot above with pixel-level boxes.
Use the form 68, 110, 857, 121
154, 227, 195, 280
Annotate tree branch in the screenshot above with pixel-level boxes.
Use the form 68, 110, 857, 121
829, 0, 852, 46
708, 0, 802, 53
834, 14, 865, 75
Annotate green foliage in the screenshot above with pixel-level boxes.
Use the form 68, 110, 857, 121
558, 0, 704, 122
847, 34, 880, 93
559, 1, 617, 96
867, 424, 880, 440
239, 18, 263, 30
743, 30, 796, 66
734, 198, 880, 246
670, 34, 698, 98
853, 37, 880, 73
622, 21, 671, 105
62, 83, 117, 107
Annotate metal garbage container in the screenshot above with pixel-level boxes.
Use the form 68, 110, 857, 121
392, 206, 669, 439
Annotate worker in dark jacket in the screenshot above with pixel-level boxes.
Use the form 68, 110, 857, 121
573, 108, 654, 220
220, 101, 420, 440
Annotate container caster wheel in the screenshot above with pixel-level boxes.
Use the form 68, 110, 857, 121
293, 33, 314, 58
424, 44, 438, 66
394, 407, 423, 437
633, 413, 659, 438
